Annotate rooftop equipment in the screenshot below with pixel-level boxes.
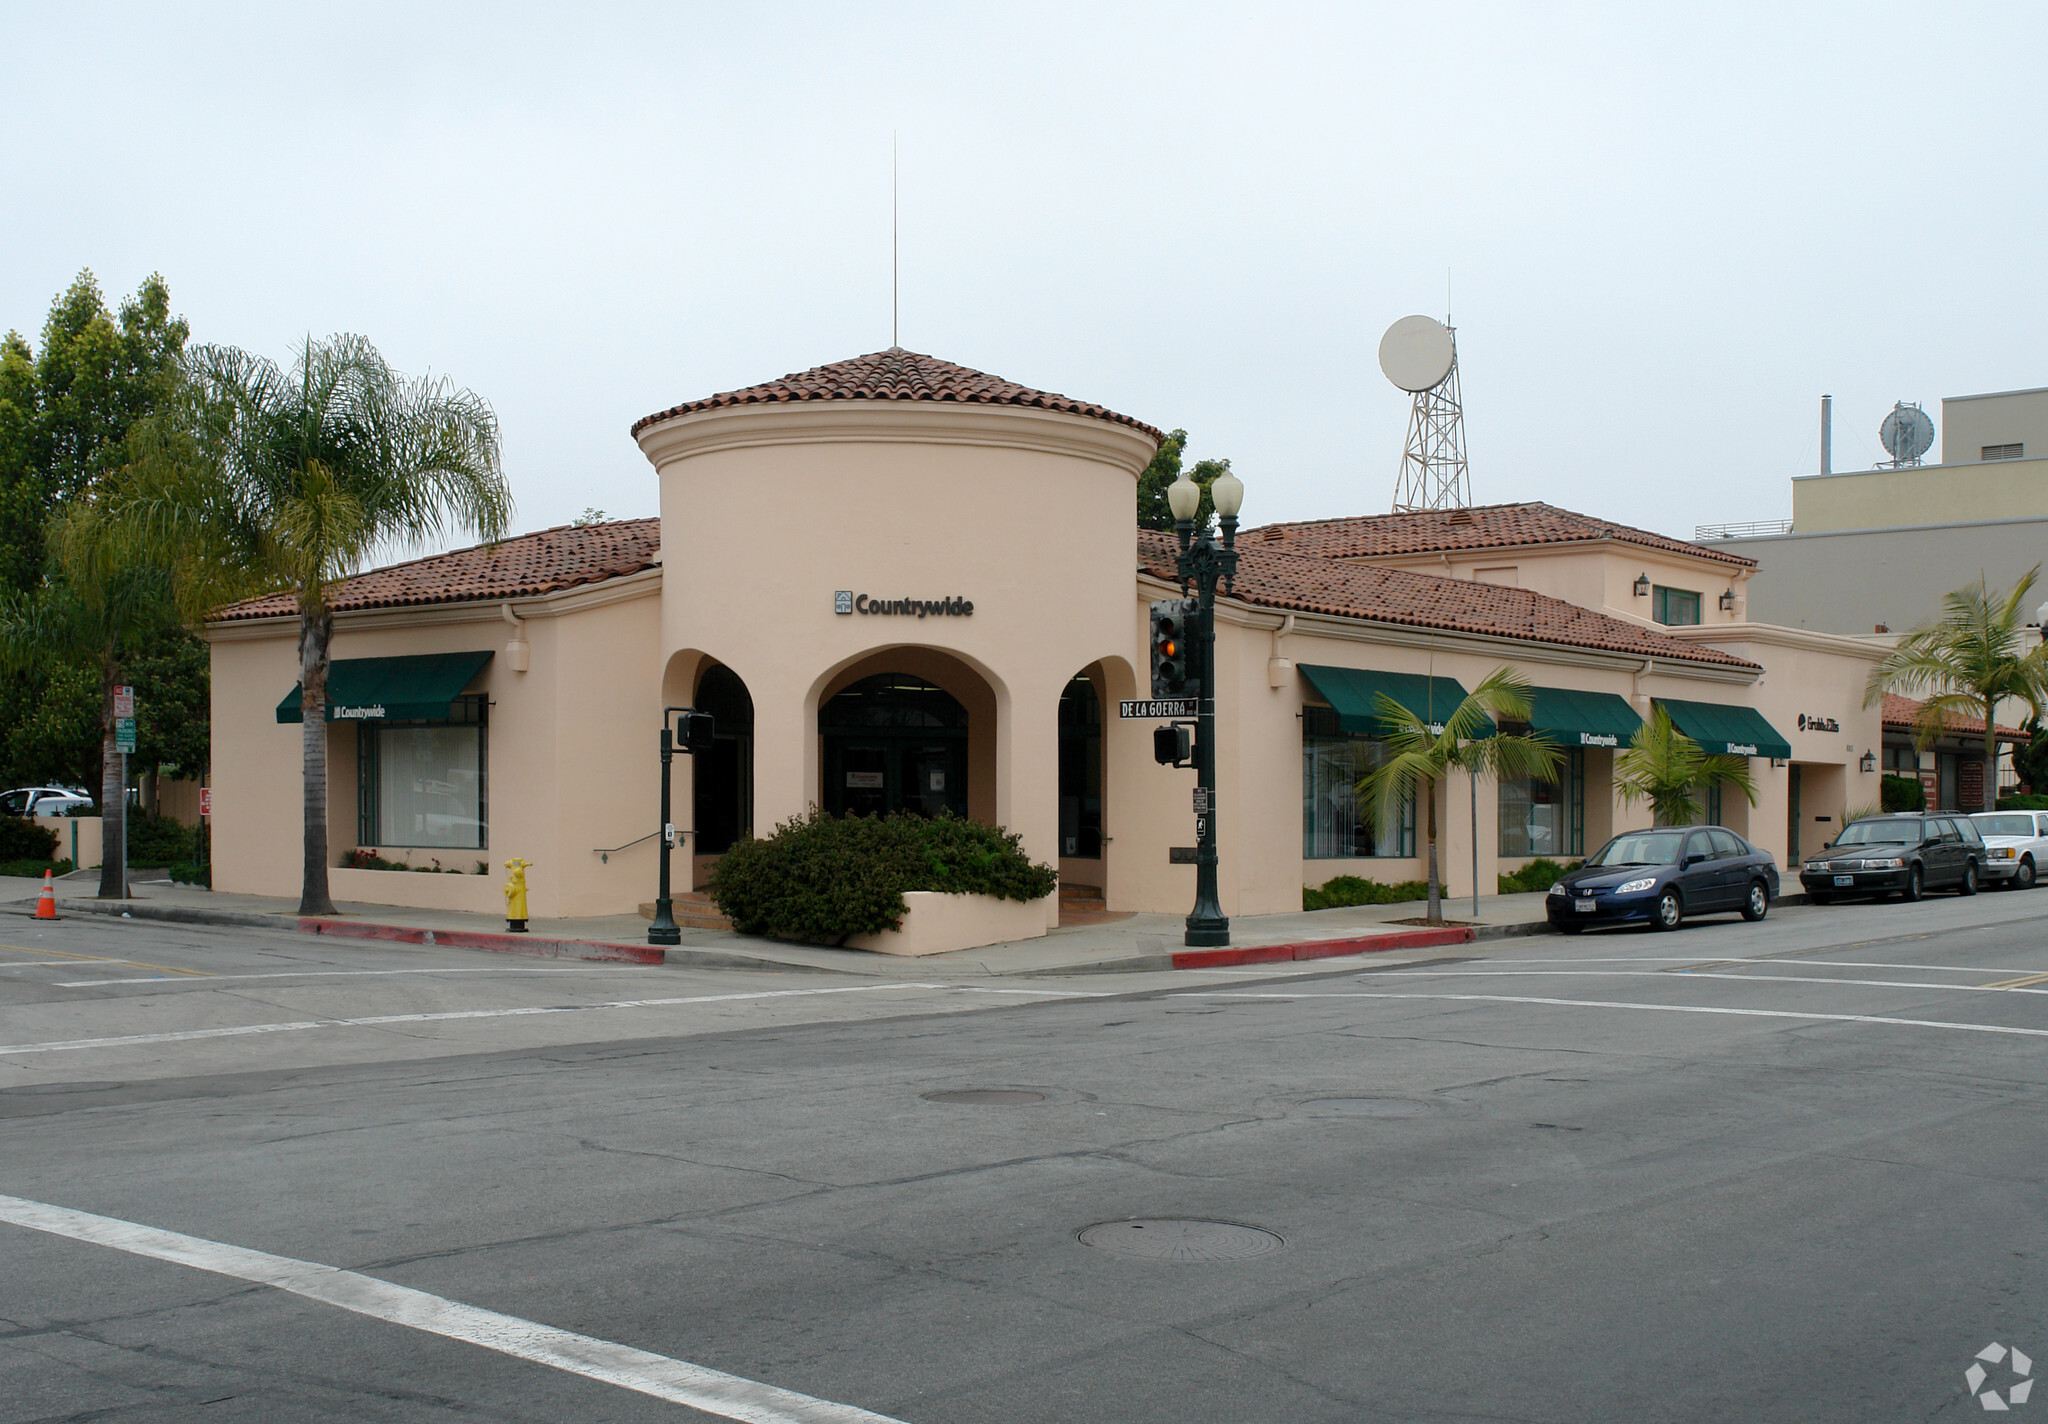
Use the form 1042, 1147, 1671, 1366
1380, 314, 1471, 512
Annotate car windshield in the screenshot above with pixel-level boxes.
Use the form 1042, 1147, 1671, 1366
1588, 830, 1686, 867
1833, 820, 1916, 846
1976, 815, 2035, 837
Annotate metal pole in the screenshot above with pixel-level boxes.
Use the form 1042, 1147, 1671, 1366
1470, 765, 1479, 920
648, 726, 681, 946
1185, 565, 1227, 947
120, 750, 128, 899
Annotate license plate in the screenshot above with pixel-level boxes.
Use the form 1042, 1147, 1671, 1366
1832, 875, 1852, 886
1575, 898, 1596, 912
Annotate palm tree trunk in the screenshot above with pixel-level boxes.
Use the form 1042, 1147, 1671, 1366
97, 656, 124, 899
1986, 704, 2000, 815
298, 606, 336, 916
1425, 776, 1441, 925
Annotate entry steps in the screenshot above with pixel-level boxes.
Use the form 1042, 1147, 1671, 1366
636, 893, 734, 932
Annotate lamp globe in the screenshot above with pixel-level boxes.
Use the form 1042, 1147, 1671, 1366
1210, 471, 1244, 518
1166, 475, 1202, 522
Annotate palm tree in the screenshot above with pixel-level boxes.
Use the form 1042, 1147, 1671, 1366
1359, 667, 1562, 925
124, 335, 510, 914
1614, 704, 1758, 826
1865, 567, 2048, 815
0, 501, 181, 897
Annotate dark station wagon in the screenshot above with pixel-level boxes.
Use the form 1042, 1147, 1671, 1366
1547, 826, 1780, 933
1798, 813, 1983, 903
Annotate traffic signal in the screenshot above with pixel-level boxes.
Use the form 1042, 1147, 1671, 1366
1150, 599, 1201, 699
677, 710, 716, 753
1153, 724, 1192, 766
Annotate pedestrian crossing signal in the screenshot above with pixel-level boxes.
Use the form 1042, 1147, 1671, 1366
1150, 599, 1199, 699
1153, 725, 1192, 766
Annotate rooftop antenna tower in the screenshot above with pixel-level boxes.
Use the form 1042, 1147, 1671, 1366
1381, 312, 1470, 512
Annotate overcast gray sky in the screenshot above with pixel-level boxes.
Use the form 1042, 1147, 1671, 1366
7, 3, 2043, 547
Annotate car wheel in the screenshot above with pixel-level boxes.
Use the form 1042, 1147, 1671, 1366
1741, 881, 1769, 921
1554, 922, 1584, 935
1651, 888, 1683, 931
1960, 862, 1979, 896
1902, 864, 1925, 902
2020, 856, 2037, 890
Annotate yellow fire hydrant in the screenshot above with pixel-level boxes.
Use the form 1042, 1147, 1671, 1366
504, 859, 532, 933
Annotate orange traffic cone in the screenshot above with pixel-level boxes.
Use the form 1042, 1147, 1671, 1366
34, 869, 57, 920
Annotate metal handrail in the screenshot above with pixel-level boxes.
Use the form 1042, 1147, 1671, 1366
591, 829, 689, 864
1693, 519, 1794, 540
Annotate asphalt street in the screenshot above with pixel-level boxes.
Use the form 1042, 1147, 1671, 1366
1, 890, 2045, 1422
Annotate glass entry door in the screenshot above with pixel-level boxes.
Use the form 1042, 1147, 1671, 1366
820, 674, 970, 819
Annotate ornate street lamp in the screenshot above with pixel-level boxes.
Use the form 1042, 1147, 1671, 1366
1167, 470, 1243, 947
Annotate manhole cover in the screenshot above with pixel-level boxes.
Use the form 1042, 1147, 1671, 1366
921, 1089, 1048, 1105
1298, 1097, 1433, 1117
1078, 1219, 1284, 1262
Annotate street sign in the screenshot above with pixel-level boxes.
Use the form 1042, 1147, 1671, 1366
114, 717, 136, 753
1119, 698, 1200, 720
1192, 787, 1210, 814
113, 687, 134, 718
199, 787, 212, 818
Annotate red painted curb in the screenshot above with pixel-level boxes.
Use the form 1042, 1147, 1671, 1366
297, 918, 664, 965
1170, 926, 1474, 970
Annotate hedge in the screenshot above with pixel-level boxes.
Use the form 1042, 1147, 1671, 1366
1498, 858, 1581, 894
1303, 875, 1430, 911
1997, 793, 2048, 811
1881, 774, 1926, 812
0, 817, 59, 864
709, 809, 1058, 945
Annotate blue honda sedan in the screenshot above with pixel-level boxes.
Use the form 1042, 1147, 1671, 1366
1546, 826, 1779, 933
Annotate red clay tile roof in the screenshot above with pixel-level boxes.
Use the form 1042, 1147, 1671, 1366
1880, 693, 2027, 742
1244, 501, 1757, 570
210, 518, 662, 622
631, 348, 1164, 442
1139, 529, 1757, 670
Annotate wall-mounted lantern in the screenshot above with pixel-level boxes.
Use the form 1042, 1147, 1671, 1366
1719, 588, 1737, 612
1633, 573, 1650, 597
1860, 750, 1877, 773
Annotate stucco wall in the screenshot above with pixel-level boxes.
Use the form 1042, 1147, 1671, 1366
1364, 544, 1754, 627
1790, 457, 2048, 534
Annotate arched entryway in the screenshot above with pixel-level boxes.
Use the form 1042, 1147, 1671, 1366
1058, 672, 1103, 858
820, 673, 969, 818
693, 663, 754, 852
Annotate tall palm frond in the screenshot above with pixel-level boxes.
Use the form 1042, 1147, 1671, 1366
1615, 704, 1758, 826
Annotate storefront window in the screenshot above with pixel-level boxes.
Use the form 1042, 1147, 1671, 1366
1498, 748, 1584, 857
1653, 586, 1702, 626
1302, 705, 1414, 858
358, 695, 487, 849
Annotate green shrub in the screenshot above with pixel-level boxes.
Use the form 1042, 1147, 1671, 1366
1302, 875, 1430, 911
0, 857, 72, 878
0, 817, 59, 863
1997, 792, 2048, 811
709, 809, 1058, 945
1881, 774, 1926, 812
125, 812, 199, 868
169, 861, 211, 887
1497, 858, 1582, 894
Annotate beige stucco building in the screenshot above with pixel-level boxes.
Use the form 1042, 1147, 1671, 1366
207, 349, 1890, 928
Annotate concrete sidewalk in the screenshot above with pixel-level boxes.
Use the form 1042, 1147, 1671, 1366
2, 871, 1556, 976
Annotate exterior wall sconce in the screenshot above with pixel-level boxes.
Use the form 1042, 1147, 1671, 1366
1633, 574, 1650, 597
1860, 750, 1877, 773
1719, 588, 1737, 612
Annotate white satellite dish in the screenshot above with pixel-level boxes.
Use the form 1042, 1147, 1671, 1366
1879, 402, 1934, 465
1379, 315, 1456, 393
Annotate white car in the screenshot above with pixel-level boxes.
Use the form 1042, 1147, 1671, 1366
0, 786, 92, 818
1968, 810, 2048, 889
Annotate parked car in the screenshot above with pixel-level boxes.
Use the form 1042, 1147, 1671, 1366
1547, 826, 1779, 933
1969, 810, 2048, 889
0, 786, 91, 818
1798, 813, 1982, 902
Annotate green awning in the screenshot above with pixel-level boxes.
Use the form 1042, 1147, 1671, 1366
1656, 696, 1792, 759
1299, 665, 1488, 737
276, 651, 493, 724
1526, 686, 1642, 750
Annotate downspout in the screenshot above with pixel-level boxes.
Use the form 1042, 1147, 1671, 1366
1631, 658, 1654, 719
1268, 614, 1296, 689
500, 603, 531, 673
